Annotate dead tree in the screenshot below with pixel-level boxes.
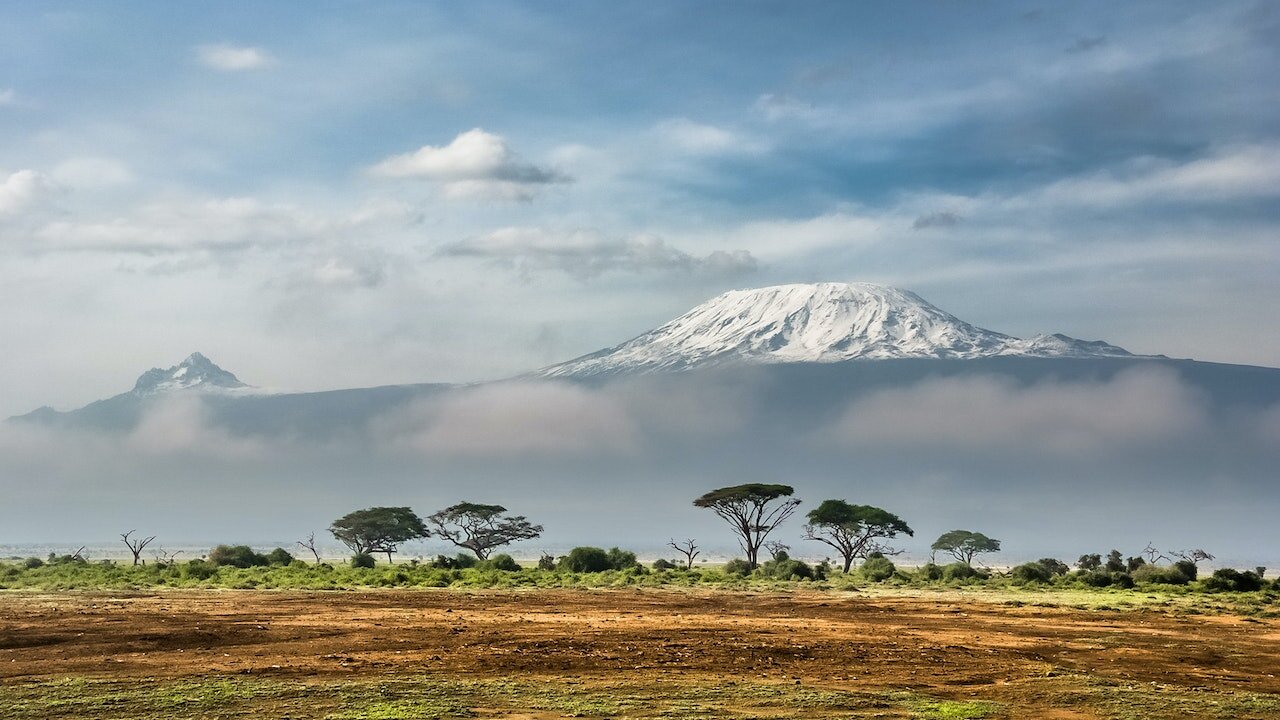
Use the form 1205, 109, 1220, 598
153, 548, 183, 566
668, 538, 700, 570
1171, 548, 1215, 565
297, 532, 322, 563
1142, 542, 1169, 565
120, 531, 155, 566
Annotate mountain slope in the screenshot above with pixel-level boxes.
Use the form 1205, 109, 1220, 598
131, 352, 249, 394
540, 282, 1137, 377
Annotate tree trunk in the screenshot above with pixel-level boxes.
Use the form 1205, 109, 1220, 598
842, 556, 853, 573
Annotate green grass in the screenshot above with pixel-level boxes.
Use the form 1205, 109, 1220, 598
0, 675, 996, 720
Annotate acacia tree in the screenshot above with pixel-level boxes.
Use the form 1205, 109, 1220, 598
803, 500, 913, 573
426, 502, 543, 560
693, 484, 800, 569
329, 507, 427, 563
931, 530, 1000, 566
120, 530, 156, 566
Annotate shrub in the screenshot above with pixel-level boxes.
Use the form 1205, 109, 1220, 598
482, 554, 521, 572
1133, 564, 1192, 585
1037, 558, 1070, 576
207, 545, 269, 568
761, 555, 814, 580
918, 563, 943, 581
722, 558, 753, 576
860, 555, 897, 582
350, 553, 376, 569
942, 562, 983, 581
537, 554, 556, 571
1011, 562, 1054, 585
1173, 560, 1199, 581
1202, 568, 1264, 592
652, 558, 677, 571
265, 548, 295, 566
560, 547, 612, 573
181, 559, 217, 580
606, 547, 639, 571
22, 557, 44, 569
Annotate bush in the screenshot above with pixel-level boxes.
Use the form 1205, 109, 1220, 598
560, 547, 612, 573
1202, 568, 1264, 592
22, 557, 43, 569
918, 563, 943, 581
207, 545, 269, 568
350, 553, 376, 569
859, 555, 897, 582
1133, 564, 1192, 585
537, 554, 556, 571
652, 558, 677, 571
606, 547, 639, 571
1011, 562, 1054, 585
1173, 560, 1199, 581
760, 555, 814, 580
1037, 558, 1070, 576
482, 554, 521, 572
722, 558, 753, 576
181, 559, 217, 580
942, 562, 983, 581
265, 548, 294, 566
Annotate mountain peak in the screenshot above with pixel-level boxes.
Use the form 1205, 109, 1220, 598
132, 352, 248, 394
540, 282, 1136, 377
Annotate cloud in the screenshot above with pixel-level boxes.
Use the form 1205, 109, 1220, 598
383, 381, 640, 457
369, 129, 568, 201
441, 226, 758, 279
0, 88, 16, 106
1066, 36, 1108, 54
196, 44, 274, 71
912, 211, 960, 230
0, 170, 52, 215
822, 367, 1208, 455
312, 256, 386, 288
50, 157, 134, 188
652, 118, 763, 155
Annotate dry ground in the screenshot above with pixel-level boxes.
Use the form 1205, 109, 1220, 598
2, 588, 1278, 718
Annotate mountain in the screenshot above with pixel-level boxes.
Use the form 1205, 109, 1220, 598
130, 352, 249, 394
539, 282, 1137, 378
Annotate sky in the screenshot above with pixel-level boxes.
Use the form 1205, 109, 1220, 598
1, 1, 1278, 419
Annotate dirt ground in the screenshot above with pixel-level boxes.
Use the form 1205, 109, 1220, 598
2, 588, 1279, 718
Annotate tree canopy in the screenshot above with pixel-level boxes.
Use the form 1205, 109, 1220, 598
426, 502, 543, 560
694, 484, 799, 569
329, 507, 427, 562
931, 529, 1000, 566
803, 500, 913, 573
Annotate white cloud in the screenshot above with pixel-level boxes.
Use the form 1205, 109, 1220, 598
312, 256, 386, 288
0, 88, 16, 106
443, 226, 757, 279
369, 128, 567, 201
0, 169, 52, 215
384, 381, 640, 457
823, 367, 1208, 455
652, 118, 763, 155
196, 44, 274, 71
51, 157, 134, 188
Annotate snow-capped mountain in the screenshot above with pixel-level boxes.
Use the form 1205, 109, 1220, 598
131, 352, 250, 394
540, 282, 1137, 377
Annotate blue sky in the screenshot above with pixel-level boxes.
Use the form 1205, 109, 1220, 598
1, 1, 1278, 416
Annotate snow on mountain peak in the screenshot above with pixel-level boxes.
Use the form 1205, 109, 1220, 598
132, 352, 249, 394
540, 282, 1135, 377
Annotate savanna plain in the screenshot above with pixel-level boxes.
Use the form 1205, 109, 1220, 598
3, 580, 1279, 720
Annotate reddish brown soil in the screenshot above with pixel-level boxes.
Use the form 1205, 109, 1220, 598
2, 589, 1278, 716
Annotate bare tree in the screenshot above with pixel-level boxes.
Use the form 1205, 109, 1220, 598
668, 538, 700, 570
120, 531, 155, 566
1171, 548, 1215, 565
297, 532, 322, 563
153, 548, 183, 565
764, 541, 791, 561
1142, 542, 1169, 565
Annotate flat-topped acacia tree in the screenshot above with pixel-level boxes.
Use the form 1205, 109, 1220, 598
427, 502, 543, 560
694, 484, 800, 570
329, 507, 428, 564
803, 500, 913, 573
931, 530, 1001, 567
